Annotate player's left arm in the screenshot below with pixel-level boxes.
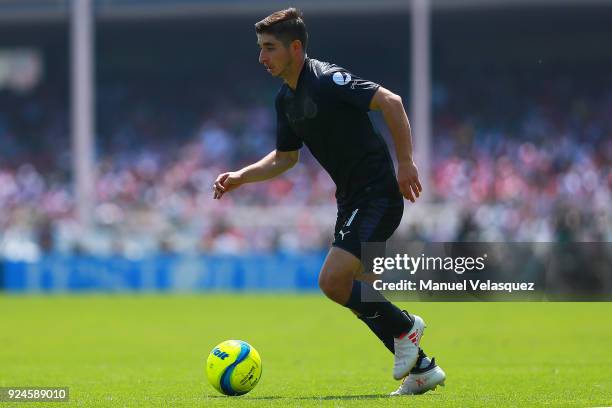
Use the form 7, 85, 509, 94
370, 87, 423, 203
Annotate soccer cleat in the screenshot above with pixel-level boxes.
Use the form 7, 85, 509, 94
390, 358, 446, 396
392, 314, 426, 380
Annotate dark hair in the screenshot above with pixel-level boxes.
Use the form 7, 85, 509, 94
255, 8, 308, 51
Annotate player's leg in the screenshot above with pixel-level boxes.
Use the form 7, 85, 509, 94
327, 197, 429, 380
318, 247, 413, 333
318, 245, 424, 380
352, 271, 445, 394
354, 273, 437, 378
353, 301, 445, 396
353, 271, 430, 357
317, 246, 360, 305
349, 199, 445, 394
352, 270, 403, 352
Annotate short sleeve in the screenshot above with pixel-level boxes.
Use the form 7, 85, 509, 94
321, 68, 380, 112
275, 93, 303, 152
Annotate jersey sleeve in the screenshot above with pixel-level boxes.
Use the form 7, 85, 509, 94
320, 68, 380, 112
275, 93, 303, 152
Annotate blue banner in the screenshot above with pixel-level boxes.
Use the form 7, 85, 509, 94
1, 253, 326, 292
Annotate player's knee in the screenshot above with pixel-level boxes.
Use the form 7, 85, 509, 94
318, 271, 350, 304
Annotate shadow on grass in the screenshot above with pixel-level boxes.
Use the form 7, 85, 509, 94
295, 394, 390, 401
207, 394, 390, 401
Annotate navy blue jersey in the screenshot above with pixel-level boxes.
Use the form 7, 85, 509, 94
275, 57, 400, 208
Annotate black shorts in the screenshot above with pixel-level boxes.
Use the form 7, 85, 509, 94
332, 196, 404, 260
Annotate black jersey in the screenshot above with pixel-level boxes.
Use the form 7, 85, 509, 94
275, 57, 400, 209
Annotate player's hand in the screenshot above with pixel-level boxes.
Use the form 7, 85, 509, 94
213, 171, 243, 199
397, 161, 423, 203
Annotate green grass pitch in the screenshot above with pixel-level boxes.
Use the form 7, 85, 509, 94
1, 294, 611, 407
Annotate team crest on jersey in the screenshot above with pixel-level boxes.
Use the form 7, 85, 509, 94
332, 71, 352, 86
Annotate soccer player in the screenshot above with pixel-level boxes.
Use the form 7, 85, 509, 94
213, 8, 445, 395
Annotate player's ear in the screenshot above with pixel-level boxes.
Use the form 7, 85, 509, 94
291, 39, 302, 54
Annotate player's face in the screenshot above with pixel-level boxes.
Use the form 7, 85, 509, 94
257, 33, 293, 78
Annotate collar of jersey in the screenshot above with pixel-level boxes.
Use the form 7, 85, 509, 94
288, 57, 310, 94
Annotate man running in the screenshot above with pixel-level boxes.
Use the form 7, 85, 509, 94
213, 8, 445, 395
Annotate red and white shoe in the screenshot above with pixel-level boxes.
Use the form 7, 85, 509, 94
392, 314, 426, 380
391, 358, 446, 396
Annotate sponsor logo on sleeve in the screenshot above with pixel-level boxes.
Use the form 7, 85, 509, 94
332, 71, 352, 86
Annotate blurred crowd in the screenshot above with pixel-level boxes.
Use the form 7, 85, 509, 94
0, 73, 610, 259
431, 73, 610, 243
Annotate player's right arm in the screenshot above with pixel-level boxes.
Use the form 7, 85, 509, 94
213, 89, 302, 200
213, 149, 299, 199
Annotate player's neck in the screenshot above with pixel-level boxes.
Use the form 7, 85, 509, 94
283, 56, 306, 91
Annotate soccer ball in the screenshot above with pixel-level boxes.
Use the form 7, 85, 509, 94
206, 340, 262, 396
